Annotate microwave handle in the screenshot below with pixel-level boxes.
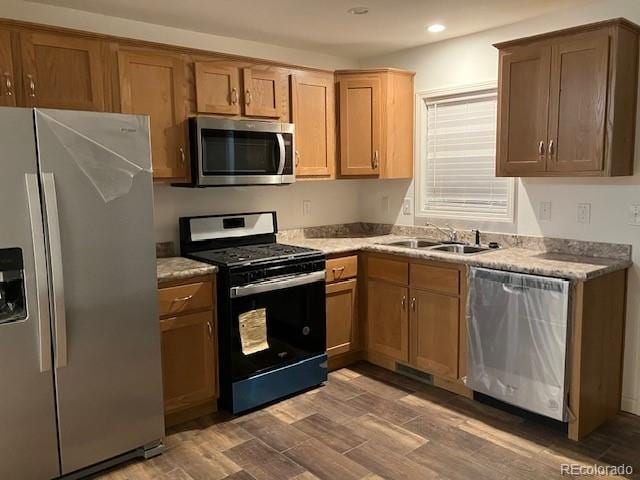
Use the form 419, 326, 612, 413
276, 133, 285, 174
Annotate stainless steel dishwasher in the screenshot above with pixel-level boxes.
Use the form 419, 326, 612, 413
466, 267, 571, 421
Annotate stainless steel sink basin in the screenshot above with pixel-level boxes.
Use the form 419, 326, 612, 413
430, 244, 492, 255
384, 239, 441, 248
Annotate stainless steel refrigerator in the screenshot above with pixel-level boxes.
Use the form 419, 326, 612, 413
0, 107, 165, 479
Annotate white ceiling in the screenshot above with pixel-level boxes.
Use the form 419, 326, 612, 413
29, 0, 585, 58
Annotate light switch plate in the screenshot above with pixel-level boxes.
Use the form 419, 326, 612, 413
629, 205, 640, 226
302, 200, 311, 216
577, 203, 591, 224
402, 198, 412, 215
538, 201, 552, 221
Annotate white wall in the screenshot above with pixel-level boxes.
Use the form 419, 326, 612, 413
360, 0, 640, 415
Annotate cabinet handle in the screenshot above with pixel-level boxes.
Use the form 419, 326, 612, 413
410, 297, 416, 312
372, 150, 379, 169
332, 266, 345, 278
207, 321, 213, 337
548, 139, 555, 156
401, 295, 406, 310
538, 140, 545, 156
172, 294, 193, 303
3, 73, 12, 96
231, 88, 238, 105
245, 90, 252, 105
295, 150, 300, 167
179, 146, 186, 166
26, 74, 36, 97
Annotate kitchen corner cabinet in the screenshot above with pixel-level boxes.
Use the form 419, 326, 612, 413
366, 254, 468, 389
158, 276, 218, 427
0, 30, 16, 106
336, 68, 414, 179
291, 71, 336, 178
496, 19, 640, 177
118, 50, 188, 182
325, 255, 359, 364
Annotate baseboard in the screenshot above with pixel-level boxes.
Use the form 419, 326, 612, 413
621, 396, 639, 415
165, 399, 218, 428
328, 350, 363, 370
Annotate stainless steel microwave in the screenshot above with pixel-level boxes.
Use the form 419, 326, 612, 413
187, 117, 295, 186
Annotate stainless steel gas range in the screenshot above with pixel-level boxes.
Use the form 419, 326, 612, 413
179, 212, 327, 413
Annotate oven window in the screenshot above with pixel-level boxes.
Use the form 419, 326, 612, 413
230, 280, 325, 380
201, 129, 281, 175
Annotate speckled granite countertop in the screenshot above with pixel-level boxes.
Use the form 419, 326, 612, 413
280, 235, 631, 281
157, 257, 218, 284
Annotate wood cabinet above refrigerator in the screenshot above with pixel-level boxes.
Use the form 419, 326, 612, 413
495, 18, 640, 177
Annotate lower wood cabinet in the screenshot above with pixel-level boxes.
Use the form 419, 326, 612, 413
367, 279, 409, 363
160, 311, 217, 414
409, 288, 459, 378
325, 255, 359, 365
326, 279, 357, 357
366, 255, 465, 383
157, 275, 218, 426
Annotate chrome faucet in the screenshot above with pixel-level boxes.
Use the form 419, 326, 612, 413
426, 223, 459, 243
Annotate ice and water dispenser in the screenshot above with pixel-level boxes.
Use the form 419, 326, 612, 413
0, 248, 27, 324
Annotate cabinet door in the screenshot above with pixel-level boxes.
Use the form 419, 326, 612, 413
195, 62, 241, 115
339, 77, 381, 176
547, 32, 609, 173
20, 32, 105, 111
118, 51, 188, 180
410, 289, 459, 379
497, 44, 551, 175
326, 279, 357, 357
291, 72, 335, 177
242, 67, 285, 118
160, 311, 217, 414
367, 279, 408, 362
0, 30, 16, 106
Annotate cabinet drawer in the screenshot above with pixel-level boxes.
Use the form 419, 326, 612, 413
326, 255, 358, 283
158, 281, 213, 317
410, 263, 459, 296
367, 256, 408, 285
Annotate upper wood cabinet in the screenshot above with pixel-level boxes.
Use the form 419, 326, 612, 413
0, 30, 16, 106
118, 50, 188, 181
19, 32, 105, 111
291, 71, 335, 178
336, 68, 414, 179
496, 19, 640, 177
194, 61, 287, 119
194, 62, 241, 115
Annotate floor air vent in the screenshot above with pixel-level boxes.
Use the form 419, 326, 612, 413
395, 363, 434, 385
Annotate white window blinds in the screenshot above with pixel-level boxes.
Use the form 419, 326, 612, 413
420, 89, 513, 220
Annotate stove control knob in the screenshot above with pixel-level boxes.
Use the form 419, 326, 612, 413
302, 326, 310, 336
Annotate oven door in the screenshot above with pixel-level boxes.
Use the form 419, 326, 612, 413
229, 271, 326, 381
192, 117, 294, 186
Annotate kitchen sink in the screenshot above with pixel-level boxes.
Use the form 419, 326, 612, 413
378, 238, 497, 255
430, 244, 492, 255
384, 239, 442, 248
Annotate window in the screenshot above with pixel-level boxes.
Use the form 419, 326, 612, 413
416, 85, 515, 221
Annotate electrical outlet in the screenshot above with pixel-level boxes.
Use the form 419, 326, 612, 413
629, 205, 640, 226
402, 198, 412, 216
538, 201, 552, 221
577, 203, 591, 224
381, 196, 389, 212
302, 200, 311, 216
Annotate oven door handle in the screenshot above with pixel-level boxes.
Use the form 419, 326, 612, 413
230, 270, 325, 298
276, 133, 285, 174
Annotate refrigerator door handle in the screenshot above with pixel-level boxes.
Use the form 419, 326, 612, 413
25, 174, 53, 373
42, 172, 67, 369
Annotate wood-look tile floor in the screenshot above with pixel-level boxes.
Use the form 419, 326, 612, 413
95, 362, 640, 480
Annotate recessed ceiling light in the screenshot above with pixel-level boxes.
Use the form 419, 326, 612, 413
347, 6, 369, 15
427, 24, 446, 33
